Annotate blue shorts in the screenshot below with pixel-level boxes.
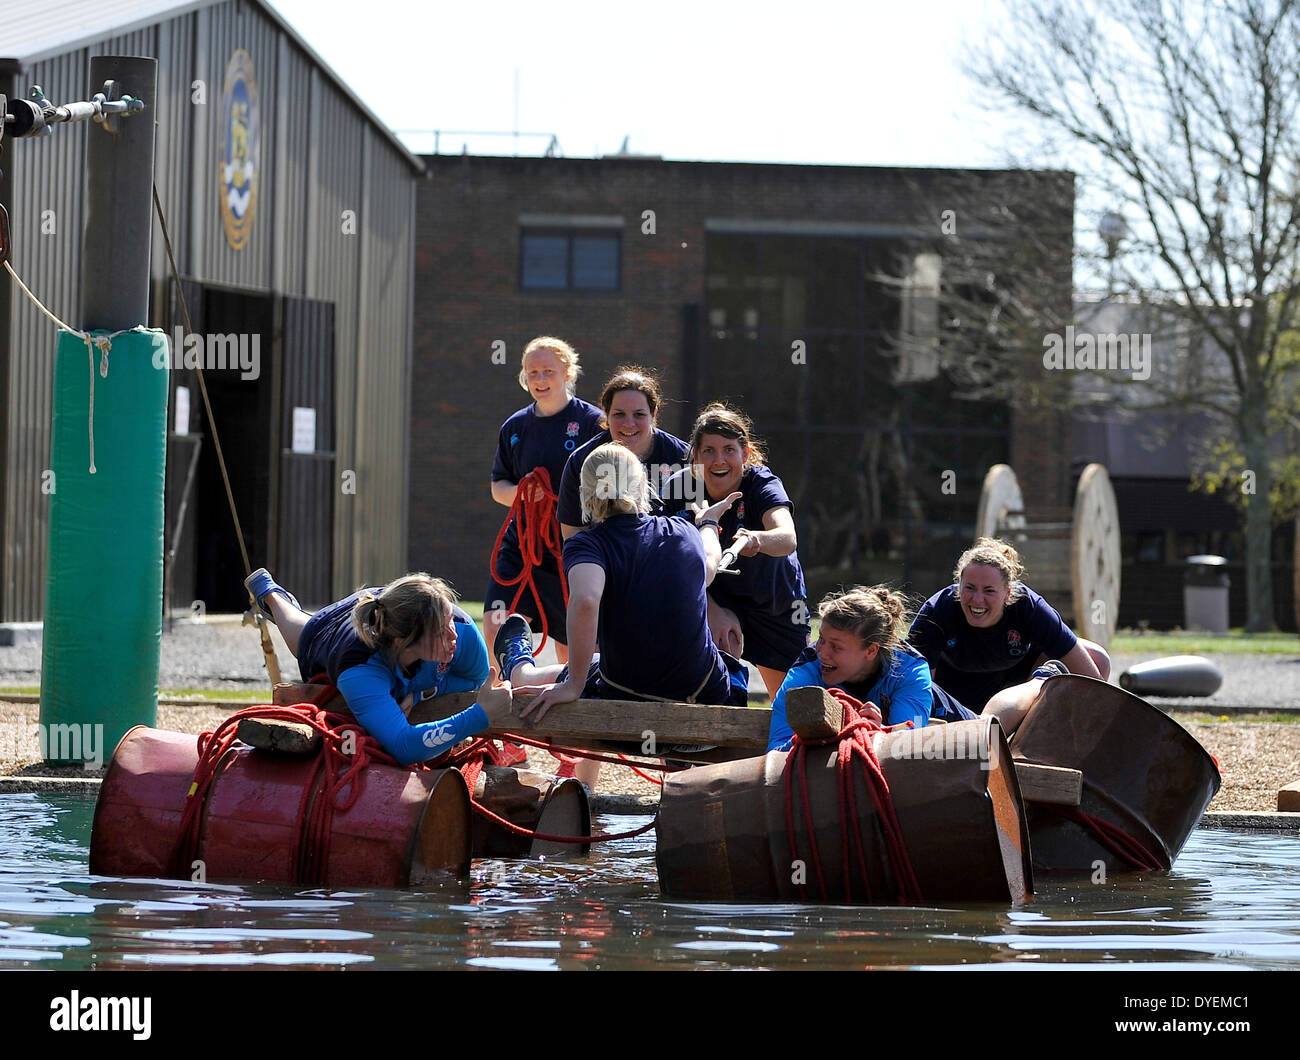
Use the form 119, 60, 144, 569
722, 597, 810, 672
930, 685, 979, 722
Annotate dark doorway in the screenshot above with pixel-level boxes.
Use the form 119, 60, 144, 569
191, 286, 275, 613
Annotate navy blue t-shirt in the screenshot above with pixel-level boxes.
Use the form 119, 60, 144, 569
491, 397, 604, 564
562, 513, 728, 702
556, 428, 691, 529
908, 584, 1078, 710
663, 464, 805, 616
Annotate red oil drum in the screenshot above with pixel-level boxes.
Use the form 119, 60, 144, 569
656, 716, 1032, 904
470, 765, 591, 859
1010, 675, 1221, 872
90, 726, 471, 887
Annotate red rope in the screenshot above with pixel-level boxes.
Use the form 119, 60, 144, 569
494, 730, 686, 773
780, 688, 924, 904
488, 467, 566, 656
172, 696, 397, 883
1043, 803, 1166, 872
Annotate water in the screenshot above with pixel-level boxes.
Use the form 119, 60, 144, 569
3, 792, 1299, 971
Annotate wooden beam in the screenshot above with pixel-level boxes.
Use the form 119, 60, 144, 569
410, 690, 770, 752
1278, 780, 1300, 813
1014, 762, 1083, 806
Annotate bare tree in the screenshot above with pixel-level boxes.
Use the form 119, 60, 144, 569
966, 0, 1300, 631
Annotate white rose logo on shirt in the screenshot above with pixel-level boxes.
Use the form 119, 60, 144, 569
422, 724, 453, 749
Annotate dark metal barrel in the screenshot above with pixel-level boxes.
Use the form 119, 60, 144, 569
470, 765, 591, 858
1010, 675, 1221, 872
90, 726, 472, 887
656, 717, 1032, 904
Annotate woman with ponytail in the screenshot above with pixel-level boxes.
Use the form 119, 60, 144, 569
245, 569, 509, 765
766, 585, 936, 752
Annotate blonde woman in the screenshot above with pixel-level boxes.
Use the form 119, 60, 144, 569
496, 443, 747, 721
485, 336, 603, 663
245, 569, 509, 765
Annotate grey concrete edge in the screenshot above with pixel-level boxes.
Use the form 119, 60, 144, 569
1199, 810, 1300, 831
0, 775, 103, 794
590, 793, 659, 815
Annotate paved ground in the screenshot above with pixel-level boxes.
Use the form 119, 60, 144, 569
0, 618, 1296, 709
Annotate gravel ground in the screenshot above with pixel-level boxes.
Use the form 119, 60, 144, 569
1, 622, 1296, 810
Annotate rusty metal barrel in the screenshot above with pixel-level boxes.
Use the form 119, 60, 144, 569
656, 716, 1032, 904
90, 726, 472, 887
1009, 675, 1221, 872
470, 765, 591, 858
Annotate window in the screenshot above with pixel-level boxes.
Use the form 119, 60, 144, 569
521, 229, 621, 291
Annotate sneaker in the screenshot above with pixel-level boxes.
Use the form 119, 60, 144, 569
493, 613, 535, 682
497, 741, 529, 767
1031, 660, 1070, 681
244, 567, 301, 618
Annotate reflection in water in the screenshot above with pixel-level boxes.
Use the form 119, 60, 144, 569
1, 793, 1298, 970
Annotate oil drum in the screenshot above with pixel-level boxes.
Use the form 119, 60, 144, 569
1010, 675, 1220, 872
656, 716, 1031, 904
90, 726, 472, 887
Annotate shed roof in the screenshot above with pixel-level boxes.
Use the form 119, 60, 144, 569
2, 0, 423, 174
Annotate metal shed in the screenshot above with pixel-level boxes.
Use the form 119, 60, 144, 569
1, 0, 420, 619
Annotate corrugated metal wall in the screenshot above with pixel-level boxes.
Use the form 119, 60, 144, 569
3, 0, 415, 618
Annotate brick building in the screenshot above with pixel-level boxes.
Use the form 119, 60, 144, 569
410, 155, 1075, 602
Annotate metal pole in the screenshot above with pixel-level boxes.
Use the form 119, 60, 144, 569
81, 55, 157, 330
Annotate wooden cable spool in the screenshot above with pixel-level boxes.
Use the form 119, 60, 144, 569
974, 463, 1121, 647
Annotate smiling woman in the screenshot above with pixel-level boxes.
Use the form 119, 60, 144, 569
663, 403, 809, 699
485, 337, 603, 664
909, 538, 1112, 725
767, 585, 931, 752
555, 366, 690, 539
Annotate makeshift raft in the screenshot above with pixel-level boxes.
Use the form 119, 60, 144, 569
89, 674, 1220, 900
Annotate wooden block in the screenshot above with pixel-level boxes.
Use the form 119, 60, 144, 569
1278, 780, 1300, 813
409, 689, 771, 752
1014, 761, 1082, 806
236, 717, 323, 755
784, 685, 844, 740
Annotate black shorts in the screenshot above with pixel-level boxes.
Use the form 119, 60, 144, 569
718, 596, 810, 672
485, 547, 567, 645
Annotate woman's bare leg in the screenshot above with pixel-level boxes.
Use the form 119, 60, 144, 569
266, 595, 311, 657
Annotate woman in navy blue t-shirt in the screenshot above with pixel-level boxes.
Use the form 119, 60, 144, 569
556, 366, 690, 539
663, 403, 809, 699
485, 336, 603, 663
496, 444, 747, 789
909, 537, 1112, 731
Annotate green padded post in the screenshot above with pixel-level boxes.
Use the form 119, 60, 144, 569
39, 328, 169, 766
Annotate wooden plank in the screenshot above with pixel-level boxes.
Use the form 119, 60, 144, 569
410, 690, 771, 751
1278, 780, 1300, 813
1014, 762, 1082, 806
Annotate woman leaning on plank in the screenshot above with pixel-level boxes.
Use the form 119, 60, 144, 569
245, 569, 510, 765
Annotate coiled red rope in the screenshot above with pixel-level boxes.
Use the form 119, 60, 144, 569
780, 688, 923, 904
488, 467, 566, 656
